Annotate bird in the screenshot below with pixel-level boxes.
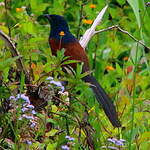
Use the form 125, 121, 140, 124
43, 14, 121, 127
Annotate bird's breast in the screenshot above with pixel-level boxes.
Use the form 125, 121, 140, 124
49, 38, 89, 72
49, 38, 60, 55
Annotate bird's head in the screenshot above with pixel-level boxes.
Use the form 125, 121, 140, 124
43, 14, 76, 43
43, 14, 69, 33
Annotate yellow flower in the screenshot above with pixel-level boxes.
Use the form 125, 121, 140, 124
106, 66, 115, 71
90, 4, 96, 8
82, 19, 93, 25
16, 8, 24, 12
59, 31, 65, 36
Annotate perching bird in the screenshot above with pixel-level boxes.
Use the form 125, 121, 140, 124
44, 14, 121, 127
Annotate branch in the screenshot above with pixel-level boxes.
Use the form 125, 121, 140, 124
79, 4, 150, 52
94, 25, 150, 51
79, 5, 108, 49
0, 30, 30, 84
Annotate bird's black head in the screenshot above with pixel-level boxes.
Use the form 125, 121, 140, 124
43, 14, 70, 35
43, 14, 76, 43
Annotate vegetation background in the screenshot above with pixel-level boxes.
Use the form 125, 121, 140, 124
0, 0, 150, 149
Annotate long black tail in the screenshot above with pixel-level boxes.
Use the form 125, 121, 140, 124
83, 75, 121, 127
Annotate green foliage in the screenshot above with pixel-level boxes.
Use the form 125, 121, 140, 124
0, 0, 150, 149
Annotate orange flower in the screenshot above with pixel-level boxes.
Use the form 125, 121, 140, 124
82, 19, 93, 25
31, 63, 36, 69
16, 8, 23, 12
90, 4, 96, 8
106, 66, 115, 71
123, 56, 129, 61
59, 31, 65, 36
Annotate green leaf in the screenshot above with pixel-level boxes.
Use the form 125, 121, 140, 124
21, 22, 35, 35
0, 86, 10, 98
45, 129, 58, 137
47, 118, 57, 125
29, 0, 49, 14
117, 0, 126, 5
0, 56, 21, 71
46, 143, 57, 150
62, 59, 79, 65
127, 0, 141, 28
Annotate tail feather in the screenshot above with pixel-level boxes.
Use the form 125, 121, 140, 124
83, 75, 121, 127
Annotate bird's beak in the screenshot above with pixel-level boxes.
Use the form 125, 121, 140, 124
43, 14, 51, 20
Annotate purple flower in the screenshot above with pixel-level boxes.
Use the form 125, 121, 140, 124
101, 146, 119, 150
50, 80, 65, 91
25, 140, 32, 145
9, 96, 17, 101
17, 94, 30, 104
30, 122, 36, 128
21, 107, 29, 112
46, 76, 54, 81
46, 76, 65, 92
107, 138, 125, 146
108, 138, 115, 143
146, 2, 150, 6
61, 145, 70, 150
22, 114, 34, 120
25, 104, 35, 109
31, 110, 36, 114
65, 135, 75, 141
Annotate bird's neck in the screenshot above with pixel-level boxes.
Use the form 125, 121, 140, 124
50, 29, 77, 44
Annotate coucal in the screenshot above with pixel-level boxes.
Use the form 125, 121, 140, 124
44, 14, 121, 127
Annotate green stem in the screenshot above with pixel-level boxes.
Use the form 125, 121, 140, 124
129, 7, 148, 149
128, 43, 139, 150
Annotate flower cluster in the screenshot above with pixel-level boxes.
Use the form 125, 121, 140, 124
9, 94, 38, 145
65, 135, 75, 141
107, 138, 125, 146
101, 138, 126, 150
61, 135, 75, 150
46, 76, 65, 92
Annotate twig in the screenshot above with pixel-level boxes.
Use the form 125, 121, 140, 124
0, 30, 30, 84
94, 25, 150, 51
94, 25, 118, 34
79, 4, 150, 51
